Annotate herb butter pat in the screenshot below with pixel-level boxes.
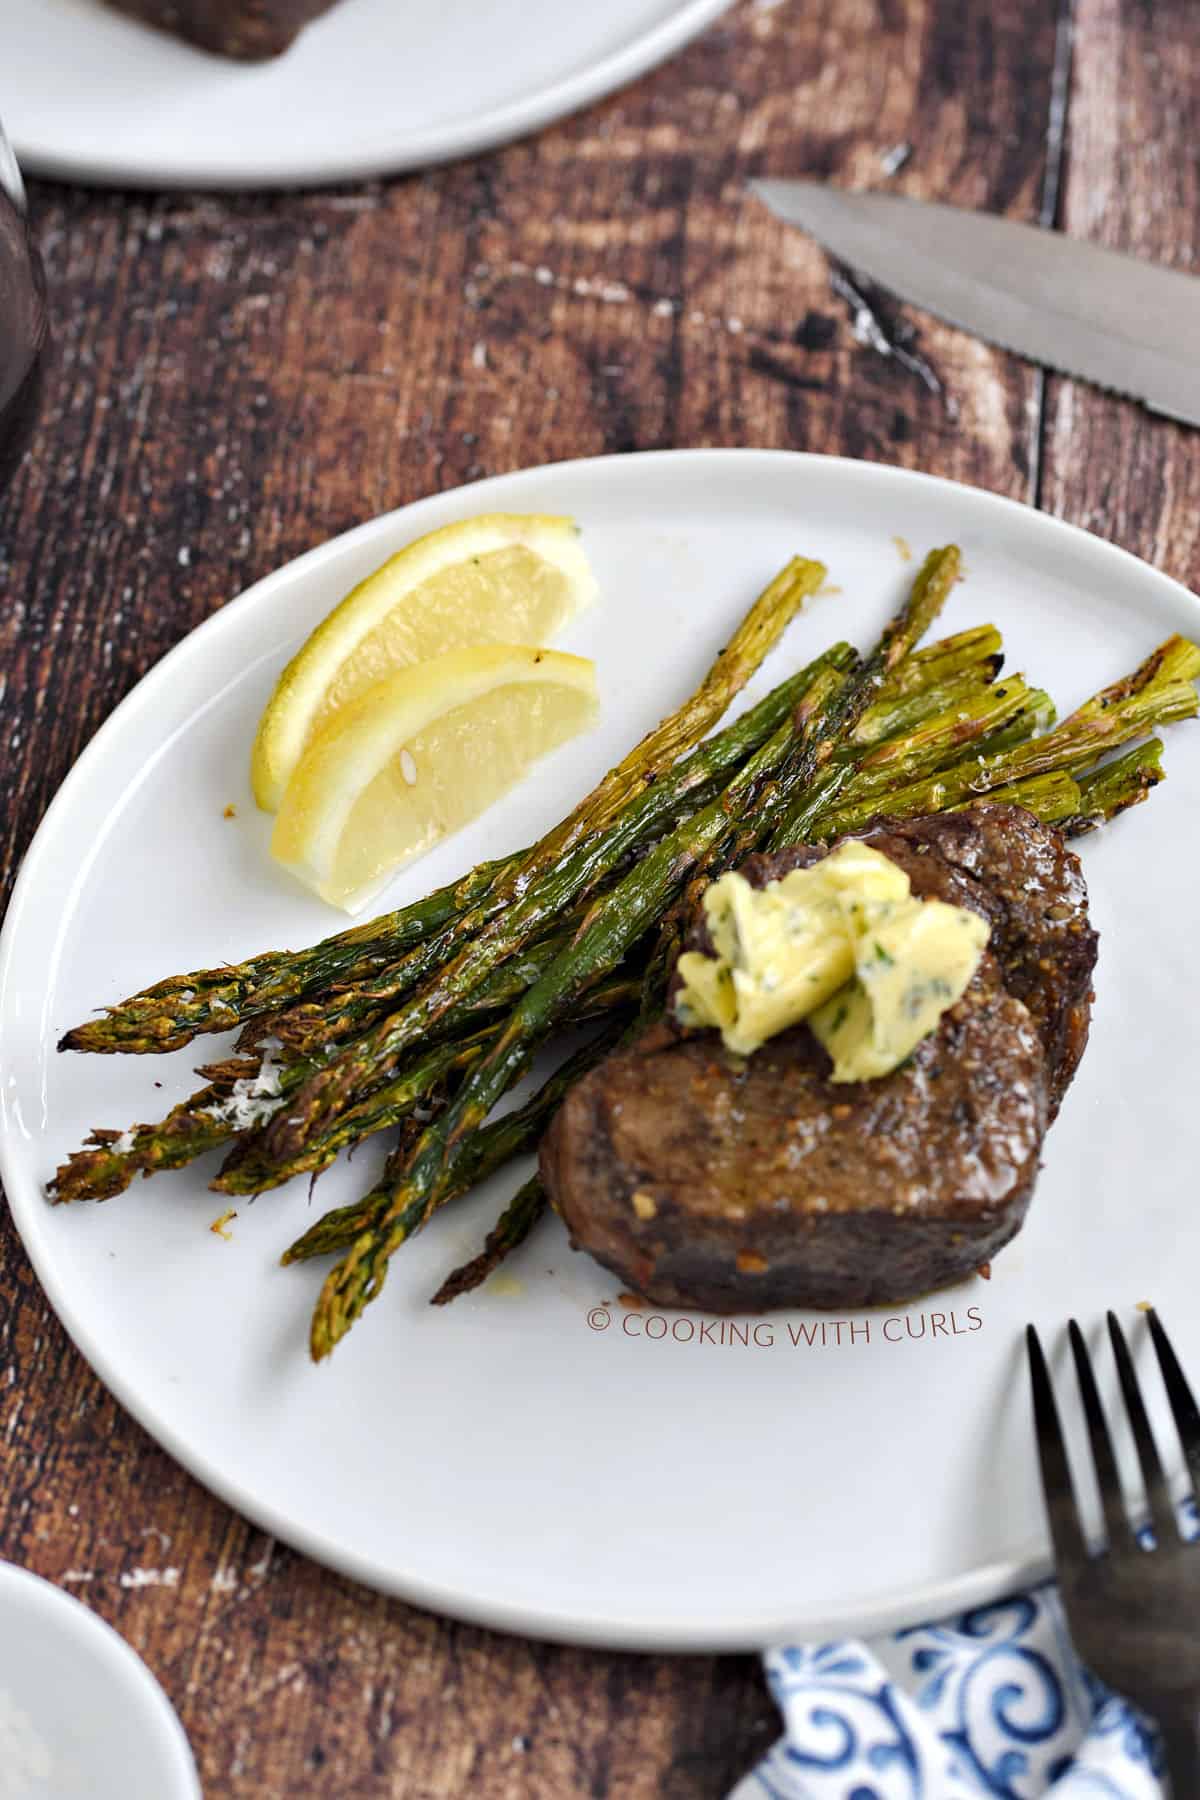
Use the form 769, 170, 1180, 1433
674, 842, 990, 1080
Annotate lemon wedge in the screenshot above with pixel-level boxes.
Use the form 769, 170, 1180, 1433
252, 514, 597, 811
271, 645, 600, 913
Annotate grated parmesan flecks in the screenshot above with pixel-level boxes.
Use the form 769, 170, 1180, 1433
247, 1038, 283, 1098
201, 1039, 286, 1131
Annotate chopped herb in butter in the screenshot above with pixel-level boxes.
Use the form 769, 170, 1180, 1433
674, 841, 990, 1080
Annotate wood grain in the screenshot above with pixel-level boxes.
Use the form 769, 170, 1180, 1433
1, 0, 1190, 1793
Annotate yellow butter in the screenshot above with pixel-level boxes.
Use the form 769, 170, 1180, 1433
810, 895, 990, 1081
674, 841, 990, 1079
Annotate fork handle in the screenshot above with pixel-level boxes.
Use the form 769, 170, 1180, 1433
1161, 1716, 1200, 1797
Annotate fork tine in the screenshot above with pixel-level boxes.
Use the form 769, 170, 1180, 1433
1146, 1308, 1200, 1510
1027, 1324, 1089, 1572
1106, 1310, 1177, 1543
1068, 1320, 1133, 1552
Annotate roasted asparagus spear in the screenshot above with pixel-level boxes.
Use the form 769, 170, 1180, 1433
61, 557, 822, 1057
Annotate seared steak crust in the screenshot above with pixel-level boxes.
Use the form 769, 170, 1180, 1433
542, 806, 1094, 1313
872, 808, 1098, 1111
543, 963, 1047, 1312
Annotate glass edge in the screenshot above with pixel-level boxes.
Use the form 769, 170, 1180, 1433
0, 117, 28, 213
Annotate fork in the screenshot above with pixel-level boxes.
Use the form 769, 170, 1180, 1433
1027, 1309, 1200, 1796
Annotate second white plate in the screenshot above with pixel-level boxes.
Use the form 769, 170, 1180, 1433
4, 450, 1199, 1649
4, 0, 731, 190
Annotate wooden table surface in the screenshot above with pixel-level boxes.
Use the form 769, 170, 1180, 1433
2, 1, 1198, 1793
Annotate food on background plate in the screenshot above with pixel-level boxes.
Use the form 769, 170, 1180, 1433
271, 644, 600, 913
541, 806, 1096, 1313
50, 538, 1200, 1361
252, 513, 596, 811
102, 0, 345, 59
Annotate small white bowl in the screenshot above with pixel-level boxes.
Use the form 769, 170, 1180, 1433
0, 1564, 200, 1800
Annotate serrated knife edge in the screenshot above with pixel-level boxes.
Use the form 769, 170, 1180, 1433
751, 180, 1200, 428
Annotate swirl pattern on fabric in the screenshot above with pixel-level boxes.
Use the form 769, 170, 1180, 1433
733, 1576, 1181, 1800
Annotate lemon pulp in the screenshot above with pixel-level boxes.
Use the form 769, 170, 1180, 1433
252, 514, 596, 811
271, 644, 599, 913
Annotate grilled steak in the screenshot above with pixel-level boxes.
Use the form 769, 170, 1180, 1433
541, 806, 1096, 1313
104, 0, 342, 57
865, 807, 1097, 1113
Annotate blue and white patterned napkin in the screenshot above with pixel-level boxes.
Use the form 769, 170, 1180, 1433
732, 1584, 1168, 1799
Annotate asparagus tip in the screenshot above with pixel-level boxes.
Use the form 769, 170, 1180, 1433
430, 1256, 487, 1306
57, 1021, 108, 1053
310, 1244, 377, 1358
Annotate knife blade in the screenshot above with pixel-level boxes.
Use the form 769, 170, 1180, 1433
751, 179, 1200, 427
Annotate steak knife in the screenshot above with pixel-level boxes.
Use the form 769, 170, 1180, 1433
751, 180, 1200, 427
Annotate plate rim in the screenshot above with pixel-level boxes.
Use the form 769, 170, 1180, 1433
10, 0, 733, 190
4, 446, 1197, 1651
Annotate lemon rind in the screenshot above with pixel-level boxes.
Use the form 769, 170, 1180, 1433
251, 513, 595, 811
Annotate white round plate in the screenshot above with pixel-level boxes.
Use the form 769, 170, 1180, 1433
3, 0, 731, 191
3, 450, 1198, 1651
0, 1563, 199, 1799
